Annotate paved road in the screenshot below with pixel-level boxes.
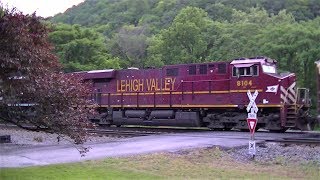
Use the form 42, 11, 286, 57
0, 132, 254, 168
0, 131, 311, 168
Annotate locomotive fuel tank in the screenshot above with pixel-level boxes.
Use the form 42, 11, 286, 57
149, 110, 175, 119
125, 110, 146, 118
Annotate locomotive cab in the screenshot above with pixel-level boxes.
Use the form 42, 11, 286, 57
231, 57, 277, 78
230, 57, 313, 131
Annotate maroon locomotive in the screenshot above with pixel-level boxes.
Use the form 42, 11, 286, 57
79, 56, 313, 131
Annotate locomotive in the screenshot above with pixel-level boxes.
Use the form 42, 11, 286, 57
79, 57, 314, 131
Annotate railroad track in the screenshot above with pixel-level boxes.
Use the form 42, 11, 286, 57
266, 135, 320, 146
87, 127, 316, 141
2, 123, 320, 143
89, 125, 215, 137
0, 124, 165, 137
86, 128, 165, 137
94, 127, 320, 146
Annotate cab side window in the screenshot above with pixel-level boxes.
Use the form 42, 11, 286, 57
233, 65, 259, 77
252, 65, 258, 76
232, 67, 237, 77
240, 67, 251, 76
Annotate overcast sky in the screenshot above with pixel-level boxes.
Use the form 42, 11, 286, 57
1, 0, 85, 17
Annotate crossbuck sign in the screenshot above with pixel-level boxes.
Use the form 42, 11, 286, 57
246, 90, 259, 159
246, 90, 259, 113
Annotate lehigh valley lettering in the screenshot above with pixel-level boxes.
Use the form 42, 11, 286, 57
116, 78, 176, 92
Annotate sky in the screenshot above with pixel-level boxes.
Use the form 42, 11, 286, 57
1, 0, 85, 17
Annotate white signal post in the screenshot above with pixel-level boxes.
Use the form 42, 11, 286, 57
247, 90, 259, 159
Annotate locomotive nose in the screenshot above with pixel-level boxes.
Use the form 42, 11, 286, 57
278, 73, 297, 105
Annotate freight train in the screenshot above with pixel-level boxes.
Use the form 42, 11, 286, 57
78, 57, 314, 131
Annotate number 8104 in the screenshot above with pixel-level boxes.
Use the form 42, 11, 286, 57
237, 80, 253, 87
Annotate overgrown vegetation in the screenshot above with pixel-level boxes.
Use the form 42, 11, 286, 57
2, 148, 320, 179
0, 7, 94, 146
49, 0, 320, 105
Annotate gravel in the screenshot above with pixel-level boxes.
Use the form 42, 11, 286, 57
0, 127, 119, 154
229, 142, 320, 166
0, 127, 118, 145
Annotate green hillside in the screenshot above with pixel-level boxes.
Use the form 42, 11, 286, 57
48, 0, 320, 105
51, 0, 320, 31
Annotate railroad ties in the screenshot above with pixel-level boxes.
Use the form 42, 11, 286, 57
86, 126, 211, 137
86, 127, 166, 137
266, 134, 320, 146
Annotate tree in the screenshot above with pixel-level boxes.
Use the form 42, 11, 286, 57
204, 3, 234, 22
207, 8, 295, 61
109, 25, 148, 68
148, 6, 213, 64
255, 18, 320, 103
0, 9, 94, 150
49, 23, 120, 72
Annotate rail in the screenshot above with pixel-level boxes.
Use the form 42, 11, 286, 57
86, 128, 164, 137
266, 137, 320, 145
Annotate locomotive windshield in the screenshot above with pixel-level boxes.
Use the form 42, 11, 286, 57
262, 64, 276, 74
231, 57, 278, 76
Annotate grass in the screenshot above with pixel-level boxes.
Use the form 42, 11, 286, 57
1, 162, 160, 180
1, 147, 320, 180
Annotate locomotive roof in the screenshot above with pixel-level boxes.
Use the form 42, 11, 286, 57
231, 57, 276, 65
73, 57, 277, 80
163, 57, 276, 68
73, 69, 115, 79
163, 60, 230, 68
87, 69, 114, 73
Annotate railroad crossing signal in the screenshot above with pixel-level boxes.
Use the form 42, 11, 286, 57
246, 90, 258, 113
247, 118, 257, 135
246, 90, 259, 159
248, 140, 256, 155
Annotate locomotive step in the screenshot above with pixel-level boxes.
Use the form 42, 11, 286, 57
287, 112, 297, 115
286, 116, 298, 119
286, 124, 296, 128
